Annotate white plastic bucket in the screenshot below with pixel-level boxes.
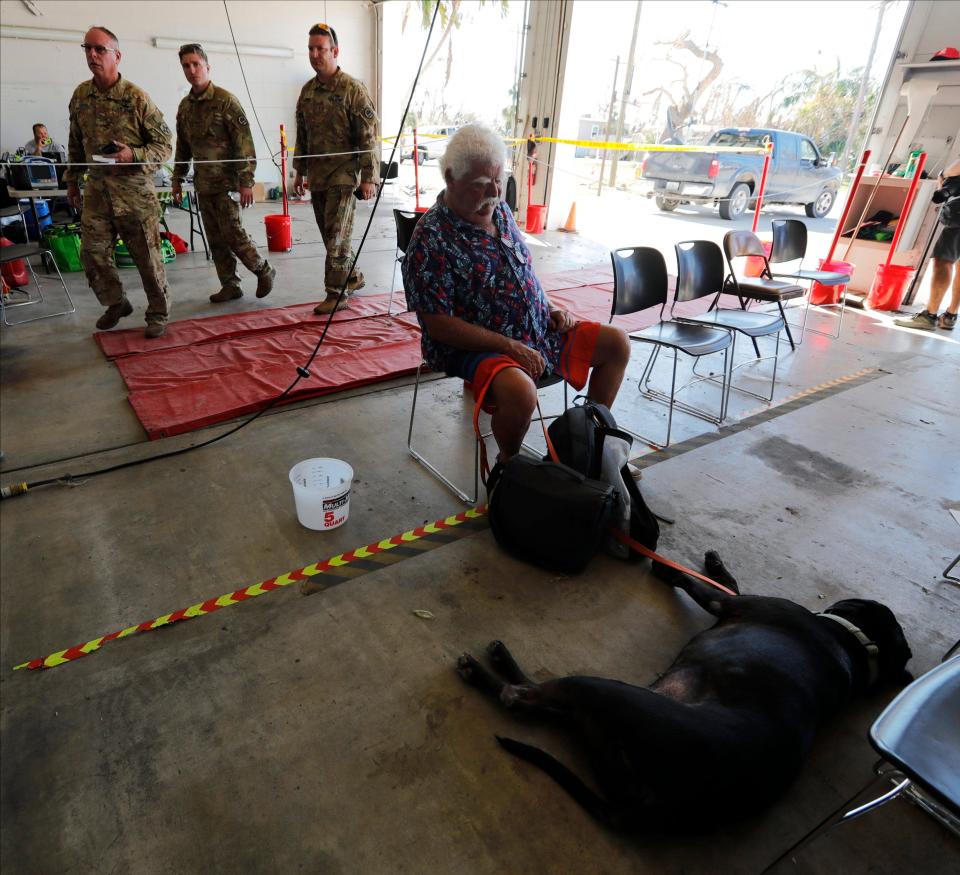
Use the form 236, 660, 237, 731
288, 458, 354, 530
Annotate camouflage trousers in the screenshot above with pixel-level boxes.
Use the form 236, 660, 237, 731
79, 179, 170, 324
197, 189, 266, 291
310, 185, 359, 293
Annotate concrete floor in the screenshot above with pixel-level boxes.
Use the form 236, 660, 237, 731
2, 200, 958, 873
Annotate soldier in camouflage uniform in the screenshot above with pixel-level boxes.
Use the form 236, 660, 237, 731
172, 43, 275, 304
293, 23, 379, 315
66, 26, 173, 338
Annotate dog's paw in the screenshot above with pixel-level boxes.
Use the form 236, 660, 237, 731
456, 653, 482, 683
487, 640, 509, 660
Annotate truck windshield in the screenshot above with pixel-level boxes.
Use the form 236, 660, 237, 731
708, 131, 770, 149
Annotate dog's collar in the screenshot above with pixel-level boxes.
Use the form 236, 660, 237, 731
818, 611, 880, 685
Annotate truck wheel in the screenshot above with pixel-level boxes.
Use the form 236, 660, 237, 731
719, 183, 750, 220
805, 189, 836, 219
655, 195, 679, 212
416, 148, 426, 166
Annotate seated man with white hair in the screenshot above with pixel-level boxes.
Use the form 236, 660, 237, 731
403, 123, 630, 468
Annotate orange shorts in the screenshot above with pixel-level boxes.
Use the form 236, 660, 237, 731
462, 321, 601, 414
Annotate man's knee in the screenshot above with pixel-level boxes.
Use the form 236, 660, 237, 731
593, 324, 630, 368
489, 367, 538, 420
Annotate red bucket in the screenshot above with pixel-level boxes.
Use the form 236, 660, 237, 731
0, 236, 29, 287
525, 203, 546, 234
810, 258, 854, 305
867, 263, 914, 311
743, 240, 772, 277
264, 214, 292, 252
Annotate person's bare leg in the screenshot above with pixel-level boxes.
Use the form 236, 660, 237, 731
948, 261, 960, 315
585, 325, 630, 408
486, 367, 537, 459
926, 258, 954, 313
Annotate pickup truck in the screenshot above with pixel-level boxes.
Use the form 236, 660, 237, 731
640, 128, 842, 220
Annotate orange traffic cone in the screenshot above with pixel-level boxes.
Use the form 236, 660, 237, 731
559, 202, 578, 233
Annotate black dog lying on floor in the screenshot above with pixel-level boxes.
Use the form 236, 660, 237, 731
457, 552, 912, 831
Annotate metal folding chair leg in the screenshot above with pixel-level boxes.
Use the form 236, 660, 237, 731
635, 343, 730, 448
407, 363, 479, 504
1, 252, 75, 326
407, 365, 570, 504
693, 331, 780, 415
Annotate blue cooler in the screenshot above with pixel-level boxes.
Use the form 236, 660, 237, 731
21, 198, 53, 241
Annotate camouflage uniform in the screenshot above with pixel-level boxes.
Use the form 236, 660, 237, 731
294, 68, 379, 294
66, 75, 173, 325
172, 82, 270, 294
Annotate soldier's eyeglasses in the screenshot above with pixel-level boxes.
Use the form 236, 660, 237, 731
81, 43, 117, 56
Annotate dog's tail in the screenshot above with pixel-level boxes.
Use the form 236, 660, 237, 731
496, 736, 622, 829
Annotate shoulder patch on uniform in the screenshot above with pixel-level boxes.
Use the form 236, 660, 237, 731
238, 115, 249, 126
362, 107, 375, 120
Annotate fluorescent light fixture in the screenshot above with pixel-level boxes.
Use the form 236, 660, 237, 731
0, 25, 85, 42
152, 37, 293, 59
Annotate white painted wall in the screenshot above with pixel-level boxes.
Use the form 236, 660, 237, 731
0, 0, 378, 184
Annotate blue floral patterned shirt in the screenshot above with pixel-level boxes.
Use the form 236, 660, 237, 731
402, 195, 563, 375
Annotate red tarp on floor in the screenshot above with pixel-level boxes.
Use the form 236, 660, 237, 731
97, 270, 736, 439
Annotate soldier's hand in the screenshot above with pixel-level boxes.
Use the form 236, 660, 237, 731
112, 142, 135, 164
358, 182, 376, 201
239, 186, 254, 208
67, 184, 82, 211
294, 172, 306, 197
171, 183, 183, 206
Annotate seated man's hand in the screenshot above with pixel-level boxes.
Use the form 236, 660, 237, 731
504, 339, 545, 380
549, 308, 574, 333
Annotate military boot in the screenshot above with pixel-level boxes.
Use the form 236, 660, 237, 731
345, 271, 365, 292
145, 322, 166, 339
95, 299, 134, 330
209, 286, 243, 303
255, 263, 276, 298
313, 291, 351, 315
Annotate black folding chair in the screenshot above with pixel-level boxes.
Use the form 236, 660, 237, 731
723, 230, 805, 350
674, 240, 785, 417
0, 238, 75, 325
389, 209, 423, 316
610, 246, 732, 448
769, 218, 851, 341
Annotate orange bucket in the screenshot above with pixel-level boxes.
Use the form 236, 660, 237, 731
867, 263, 914, 311
525, 204, 546, 234
264, 214, 292, 252
810, 258, 854, 305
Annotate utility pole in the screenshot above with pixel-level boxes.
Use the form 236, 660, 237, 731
598, 56, 620, 196
841, 0, 887, 179
609, 1, 643, 188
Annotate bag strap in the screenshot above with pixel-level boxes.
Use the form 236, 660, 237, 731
610, 528, 737, 596
473, 365, 560, 485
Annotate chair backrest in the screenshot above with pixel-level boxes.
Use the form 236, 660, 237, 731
724, 229, 766, 260
674, 240, 725, 303
610, 247, 669, 318
394, 209, 423, 254
770, 219, 807, 264
380, 160, 399, 181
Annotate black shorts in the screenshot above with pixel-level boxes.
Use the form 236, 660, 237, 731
933, 226, 960, 263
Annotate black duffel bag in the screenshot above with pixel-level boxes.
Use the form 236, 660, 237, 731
487, 455, 616, 574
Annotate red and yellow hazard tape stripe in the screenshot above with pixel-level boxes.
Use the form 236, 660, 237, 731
13, 506, 487, 672
738, 367, 877, 420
